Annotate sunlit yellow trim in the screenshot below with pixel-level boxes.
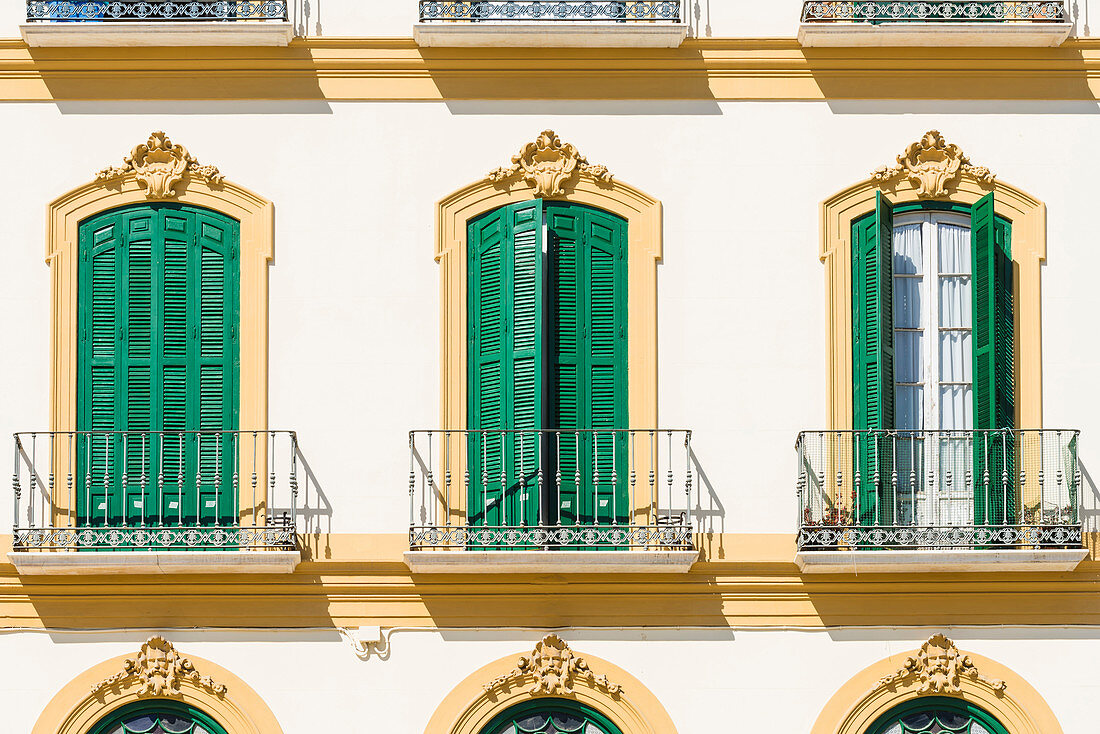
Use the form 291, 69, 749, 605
33, 647, 284, 734
813, 645, 1062, 734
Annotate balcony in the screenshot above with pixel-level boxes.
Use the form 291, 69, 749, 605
9, 430, 301, 574
405, 429, 698, 573
21, 1, 293, 47
795, 429, 1087, 573
798, 1, 1072, 47
414, 1, 688, 48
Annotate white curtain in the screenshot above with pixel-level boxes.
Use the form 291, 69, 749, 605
893, 223, 924, 430
937, 223, 972, 430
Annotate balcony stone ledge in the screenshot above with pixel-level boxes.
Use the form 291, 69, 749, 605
20, 22, 294, 48
795, 548, 1088, 574
7, 550, 301, 575
413, 22, 688, 48
797, 22, 1072, 47
404, 549, 699, 574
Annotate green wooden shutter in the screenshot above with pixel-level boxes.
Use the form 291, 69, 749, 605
971, 192, 1015, 526
468, 201, 543, 530
546, 203, 628, 532
852, 191, 895, 526
77, 205, 239, 538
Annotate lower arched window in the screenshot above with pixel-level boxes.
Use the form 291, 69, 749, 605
88, 701, 229, 734
867, 697, 1009, 734
481, 700, 622, 734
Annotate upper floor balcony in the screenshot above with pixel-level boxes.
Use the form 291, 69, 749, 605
9, 429, 301, 574
798, 1, 1072, 47
405, 428, 698, 573
21, 1, 293, 47
795, 429, 1087, 573
414, 1, 688, 48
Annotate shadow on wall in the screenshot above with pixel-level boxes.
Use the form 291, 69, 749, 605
690, 448, 727, 560
293, 0, 322, 38
1079, 460, 1100, 556
1073, 0, 1089, 37
284, 442, 335, 561
689, 0, 712, 38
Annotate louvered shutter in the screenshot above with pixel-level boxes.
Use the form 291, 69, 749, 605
547, 203, 628, 530
77, 205, 239, 536
852, 191, 895, 526
468, 201, 543, 529
971, 192, 1016, 526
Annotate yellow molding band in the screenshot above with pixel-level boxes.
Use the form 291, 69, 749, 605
6, 39, 1100, 100
3, 534, 1100, 629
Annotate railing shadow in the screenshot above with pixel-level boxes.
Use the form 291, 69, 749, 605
689, 447, 725, 558
289, 442, 334, 560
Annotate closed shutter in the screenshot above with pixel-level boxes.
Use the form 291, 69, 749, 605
547, 203, 628, 528
971, 192, 1016, 526
468, 201, 544, 529
852, 191, 895, 526
77, 205, 239, 534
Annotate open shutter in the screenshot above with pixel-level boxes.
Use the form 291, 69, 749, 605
468, 201, 543, 530
971, 193, 1015, 526
852, 191, 895, 526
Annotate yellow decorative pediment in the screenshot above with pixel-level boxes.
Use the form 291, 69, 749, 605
488, 130, 612, 198
96, 131, 223, 199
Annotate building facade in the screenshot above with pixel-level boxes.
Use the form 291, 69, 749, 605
1, 1, 1099, 732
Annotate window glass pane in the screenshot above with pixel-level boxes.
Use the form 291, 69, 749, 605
895, 331, 924, 383
893, 222, 924, 274
938, 331, 972, 383
938, 222, 971, 273
893, 276, 924, 329
938, 275, 972, 328
896, 385, 924, 430
939, 385, 973, 430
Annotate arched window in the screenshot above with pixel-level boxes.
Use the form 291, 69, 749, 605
467, 200, 628, 539
867, 697, 1009, 734
480, 700, 623, 734
77, 203, 239, 541
88, 701, 229, 734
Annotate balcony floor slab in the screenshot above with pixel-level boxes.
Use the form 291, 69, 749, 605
413, 22, 688, 48
8, 550, 301, 575
798, 22, 1072, 47
795, 548, 1088, 574
20, 22, 294, 47
404, 549, 699, 574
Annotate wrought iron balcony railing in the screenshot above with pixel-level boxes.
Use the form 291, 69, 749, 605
801, 1, 1066, 23
409, 429, 694, 551
12, 430, 298, 551
26, 1, 289, 22
419, 1, 682, 23
797, 429, 1082, 551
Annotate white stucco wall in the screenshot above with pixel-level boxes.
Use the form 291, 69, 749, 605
1, 99, 1099, 536
0, 627, 1094, 733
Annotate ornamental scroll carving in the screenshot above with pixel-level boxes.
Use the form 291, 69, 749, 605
91, 636, 228, 699
485, 634, 623, 697
872, 130, 995, 199
872, 634, 1006, 696
488, 130, 613, 198
96, 131, 224, 199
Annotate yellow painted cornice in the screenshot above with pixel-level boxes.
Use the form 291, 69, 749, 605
2, 37, 1100, 100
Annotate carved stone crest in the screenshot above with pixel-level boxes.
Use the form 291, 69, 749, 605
873, 634, 1006, 696
488, 130, 613, 198
96, 131, 224, 199
872, 130, 994, 199
92, 636, 227, 698
485, 634, 622, 696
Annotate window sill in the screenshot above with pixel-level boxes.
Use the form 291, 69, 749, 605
413, 22, 688, 48
20, 21, 294, 47
404, 549, 699, 574
795, 548, 1088, 574
8, 550, 301, 575
797, 22, 1072, 47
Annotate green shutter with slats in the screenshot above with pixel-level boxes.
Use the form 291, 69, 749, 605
852, 191, 895, 526
468, 201, 543, 530
547, 203, 628, 530
468, 202, 628, 543
971, 192, 1016, 526
77, 205, 239, 537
